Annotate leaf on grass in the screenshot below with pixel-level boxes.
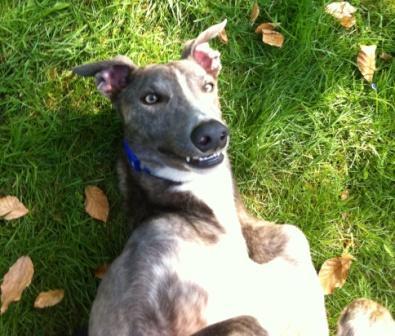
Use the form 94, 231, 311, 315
255, 22, 278, 33
357, 45, 376, 83
318, 253, 353, 295
325, 1, 357, 28
85, 186, 109, 223
0, 196, 29, 220
218, 28, 228, 44
261, 30, 284, 48
250, 2, 260, 23
255, 22, 284, 48
379, 52, 393, 61
1, 256, 34, 314
255, 23, 284, 48
94, 263, 110, 279
34, 289, 64, 308
340, 189, 349, 200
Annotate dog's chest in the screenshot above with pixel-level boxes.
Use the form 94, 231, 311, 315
165, 234, 252, 327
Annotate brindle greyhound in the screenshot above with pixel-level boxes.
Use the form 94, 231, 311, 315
74, 21, 394, 336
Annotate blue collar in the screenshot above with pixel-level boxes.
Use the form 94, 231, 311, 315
122, 139, 152, 175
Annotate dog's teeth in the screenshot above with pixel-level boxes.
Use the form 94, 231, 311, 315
186, 153, 222, 164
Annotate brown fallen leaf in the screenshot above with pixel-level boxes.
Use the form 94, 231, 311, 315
318, 253, 354, 295
357, 45, 377, 83
255, 22, 278, 33
380, 52, 393, 61
34, 289, 64, 308
339, 15, 356, 29
84, 186, 109, 223
255, 22, 284, 48
325, 1, 357, 29
1, 256, 34, 314
94, 263, 110, 279
218, 28, 228, 44
0, 196, 29, 220
261, 29, 284, 48
250, 2, 260, 23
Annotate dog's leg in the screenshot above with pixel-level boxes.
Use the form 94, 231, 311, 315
337, 298, 395, 336
236, 192, 311, 265
191, 316, 268, 336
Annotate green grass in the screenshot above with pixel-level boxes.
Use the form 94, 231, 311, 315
0, 0, 394, 335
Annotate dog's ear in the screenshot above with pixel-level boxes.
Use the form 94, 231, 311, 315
182, 20, 227, 78
73, 55, 136, 99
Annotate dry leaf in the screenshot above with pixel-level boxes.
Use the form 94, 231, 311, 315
218, 28, 228, 44
340, 189, 349, 200
357, 45, 377, 83
0, 196, 29, 220
84, 186, 109, 222
380, 52, 393, 61
1, 256, 34, 314
94, 263, 110, 279
250, 2, 260, 23
255, 22, 277, 33
255, 22, 284, 48
34, 289, 64, 308
339, 15, 356, 29
325, 1, 357, 28
318, 253, 353, 295
261, 29, 284, 48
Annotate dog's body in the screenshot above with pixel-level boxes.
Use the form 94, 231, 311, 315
74, 21, 393, 336
92, 154, 328, 336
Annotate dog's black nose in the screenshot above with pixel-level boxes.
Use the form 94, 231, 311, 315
191, 120, 229, 153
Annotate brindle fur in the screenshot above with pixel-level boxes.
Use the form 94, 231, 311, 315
74, 21, 330, 336
337, 298, 395, 336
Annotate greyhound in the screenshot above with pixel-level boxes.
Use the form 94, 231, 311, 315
74, 21, 328, 336
74, 21, 393, 336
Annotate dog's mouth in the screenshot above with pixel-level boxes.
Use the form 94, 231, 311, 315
185, 152, 224, 168
158, 147, 225, 169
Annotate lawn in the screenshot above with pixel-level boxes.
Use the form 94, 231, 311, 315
0, 0, 394, 335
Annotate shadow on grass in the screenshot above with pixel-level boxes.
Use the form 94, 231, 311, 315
0, 89, 130, 334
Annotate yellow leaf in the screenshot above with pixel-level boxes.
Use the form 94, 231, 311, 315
34, 289, 64, 308
0, 196, 29, 220
339, 15, 356, 29
1, 256, 34, 314
84, 186, 109, 223
340, 189, 350, 200
250, 2, 260, 23
318, 254, 353, 295
357, 45, 377, 83
255, 22, 278, 33
218, 28, 228, 44
261, 29, 284, 48
325, 1, 357, 29
94, 263, 110, 279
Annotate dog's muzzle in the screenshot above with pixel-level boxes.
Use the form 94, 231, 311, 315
188, 120, 228, 168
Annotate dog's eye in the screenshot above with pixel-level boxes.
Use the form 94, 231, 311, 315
143, 93, 159, 105
203, 83, 214, 93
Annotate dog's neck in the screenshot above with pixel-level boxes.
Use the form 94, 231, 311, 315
123, 143, 243, 238
170, 158, 241, 236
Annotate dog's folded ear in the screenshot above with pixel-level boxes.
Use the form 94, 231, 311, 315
182, 20, 227, 78
73, 55, 136, 99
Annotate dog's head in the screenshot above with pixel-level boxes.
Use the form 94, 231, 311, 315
74, 21, 229, 180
